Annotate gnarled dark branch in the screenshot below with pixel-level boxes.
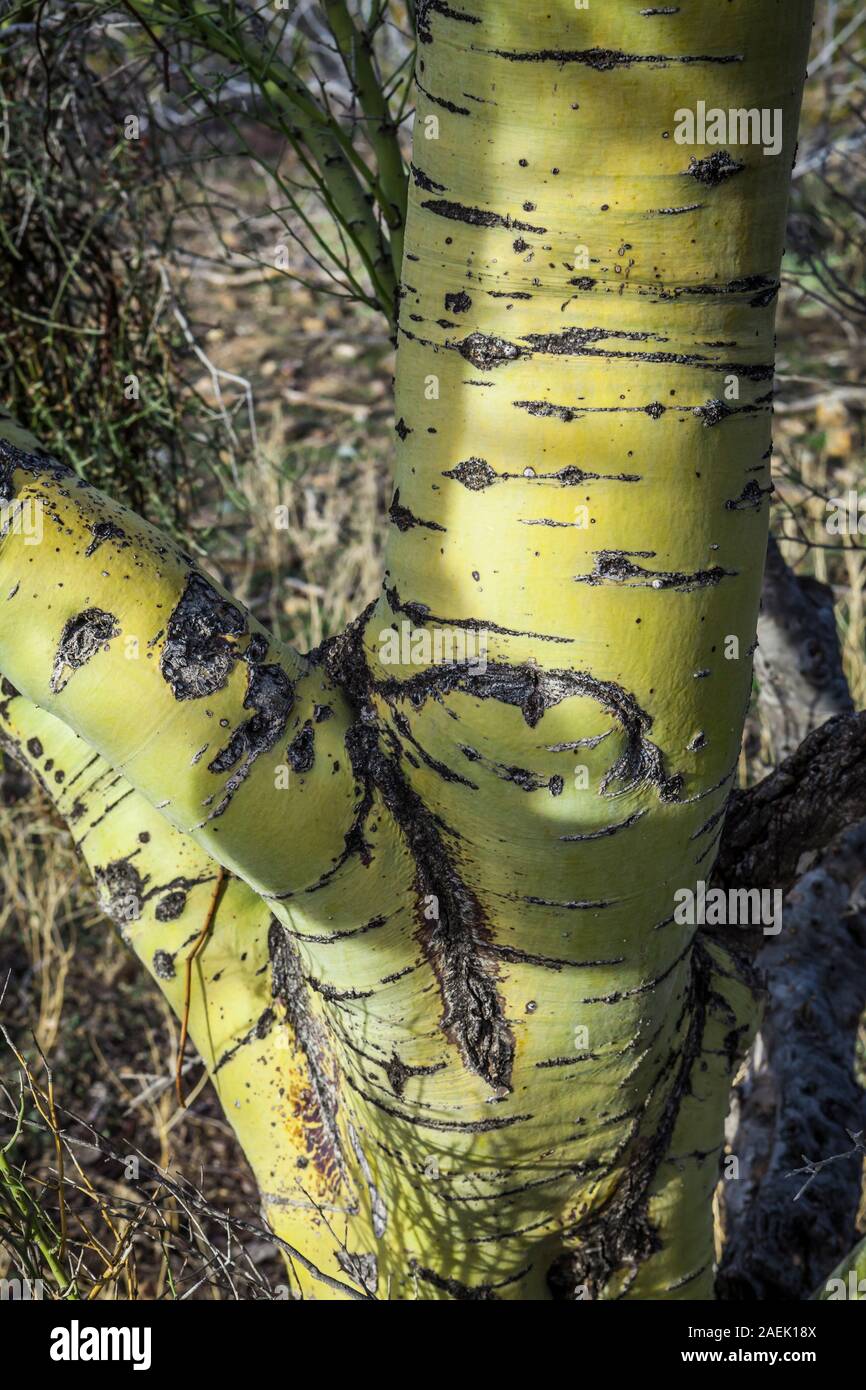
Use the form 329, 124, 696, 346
715, 711, 866, 895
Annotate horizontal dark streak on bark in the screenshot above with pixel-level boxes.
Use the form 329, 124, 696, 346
463, 1214, 554, 1245
520, 895, 614, 910
560, 810, 646, 841
414, 76, 470, 115
489, 944, 625, 970
278, 913, 392, 944
419, 197, 545, 234
409, 1261, 531, 1300
477, 46, 742, 69
575, 550, 737, 594
575, 940, 692, 1006
384, 582, 573, 644
345, 1073, 530, 1132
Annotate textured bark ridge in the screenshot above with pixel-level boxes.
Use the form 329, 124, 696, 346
755, 536, 855, 761
715, 713, 866, 895
716, 823, 866, 1301
0, 0, 817, 1300
713, 542, 866, 1299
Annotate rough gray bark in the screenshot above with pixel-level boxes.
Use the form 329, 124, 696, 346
715, 822, 866, 1300
714, 538, 866, 1299
754, 535, 854, 760
715, 711, 866, 897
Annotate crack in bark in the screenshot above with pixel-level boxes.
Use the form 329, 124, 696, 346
318, 615, 517, 1093
268, 919, 347, 1188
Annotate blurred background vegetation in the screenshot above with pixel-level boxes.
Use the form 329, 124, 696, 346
0, 0, 863, 1297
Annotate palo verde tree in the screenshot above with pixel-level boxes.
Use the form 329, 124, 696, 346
1, 0, 862, 1300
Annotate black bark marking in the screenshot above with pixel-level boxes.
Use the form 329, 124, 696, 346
521, 326, 659, 355
517, 331, 772, 381
0, 439, 72, 504
575, 551, 736, 593
546, 943, 723, 1300
152, 949, 176, 979
457, 331, 522, 369
385, 1052, 446, 1098
51, 609, 120, 694
670, 274, 778, 308
155, 890, 188, 922
345, 720, 515, 1093
346, 1073, 527, 1131
694, 398, 732, 427
206, 652, 295, 815
375, 660, 682, 803
560, 809, 647, 842
686, 151, 745, 186
482, 47, 742, 69
319, 617, 517, 1092
444, 457, 638, 490
421, 199, 546, 235
212, 1008, 275, 1074
459, 743, 563, 795
414, 76, 470, 116
384, 582, 573, 645
442, 457, 498, 490
269, 919, 347, 1186
389, 489, 447, 532
85, 520, 127, 557
491, 944, 625, 970
95, 857, 144, 925
410, 163, 447, 192
416, 0, 480, 44
444, 289, 472, 313
391, 712, 478, 789
514, 400, 580, 423
287, 721, 316, 774
160, 572, 247, 701
725, 480, 773, 511
690, 804, 728, 842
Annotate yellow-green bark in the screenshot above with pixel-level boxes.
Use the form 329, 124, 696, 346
0, 689, 368, 1298
0, 0, 814, 1299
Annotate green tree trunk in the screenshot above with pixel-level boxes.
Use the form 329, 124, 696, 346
0, 0, 815, 1299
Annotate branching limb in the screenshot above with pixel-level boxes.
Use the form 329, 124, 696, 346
755, 535, 854, 761
323, 0, 408, 270
0, 432, 359, 898
716, 822, 866, 1299
715, 537, 866, 1300
0, 685, 366, 1297
715, 711, 866, 895
127, 0, 401, 317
